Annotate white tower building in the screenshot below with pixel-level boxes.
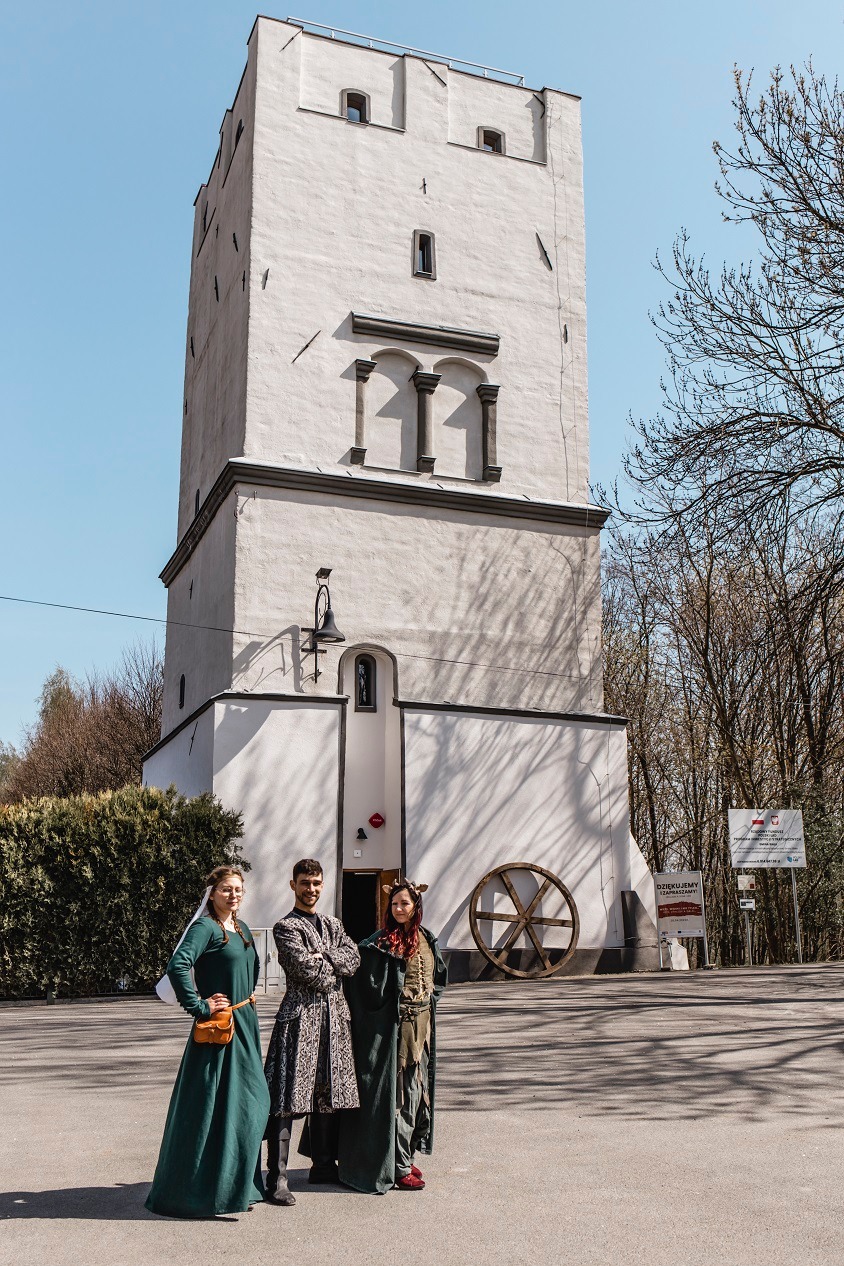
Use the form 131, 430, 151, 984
143, 17, 655, 975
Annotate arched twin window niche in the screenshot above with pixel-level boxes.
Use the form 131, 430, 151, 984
351, 350, 501, 483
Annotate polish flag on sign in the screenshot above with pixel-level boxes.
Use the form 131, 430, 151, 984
752, 818, 765, 826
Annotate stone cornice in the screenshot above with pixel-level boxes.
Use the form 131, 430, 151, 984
143, 688, 625, 762
160, 460, 610, 587
143, 689, 347, 761
351, 311, 500, 356
396, 700, 628, 727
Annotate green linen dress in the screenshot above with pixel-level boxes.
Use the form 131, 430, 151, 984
145, 916, 271, 1218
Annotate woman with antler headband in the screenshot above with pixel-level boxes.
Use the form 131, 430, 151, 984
338, 878, 448, 1193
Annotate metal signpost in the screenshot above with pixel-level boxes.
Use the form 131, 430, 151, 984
736, 874, 756, 964
728, 809, 806, 964
653, 871, 709, 968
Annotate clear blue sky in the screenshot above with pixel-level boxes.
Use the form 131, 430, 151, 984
1, 1, 842, 746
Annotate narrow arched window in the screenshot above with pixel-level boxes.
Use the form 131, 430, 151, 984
343, 90, 369, 124
355, 655, 377, 711
179, 674, 186, 709
479, 128, 505, 155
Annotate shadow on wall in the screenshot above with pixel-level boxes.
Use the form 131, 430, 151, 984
231, 624, 302, 693
367, 350, 420, 471
388, 514, 619, 943
433, 358, 485, 481
211, 698, 343, 924
215, 490, 603, 715
392, 508, 600, 713
406, 711, 622, 948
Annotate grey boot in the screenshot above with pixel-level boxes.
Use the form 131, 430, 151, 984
265, 1116, 296, 1206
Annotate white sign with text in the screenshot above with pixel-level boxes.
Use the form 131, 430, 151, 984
654, 871, 707, 940
728, 809, 806, 868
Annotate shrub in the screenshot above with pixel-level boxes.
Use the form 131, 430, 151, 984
0, 784, 246, 998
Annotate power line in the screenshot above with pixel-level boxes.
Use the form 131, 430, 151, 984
0, 592, 578, 683
0, 594, 269, 639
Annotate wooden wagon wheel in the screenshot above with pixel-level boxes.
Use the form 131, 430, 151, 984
469, 862, 580, 979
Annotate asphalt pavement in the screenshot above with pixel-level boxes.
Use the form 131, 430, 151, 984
3, 964, 844, 1266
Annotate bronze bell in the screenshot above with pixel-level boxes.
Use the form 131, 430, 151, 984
314, 603, 346, 643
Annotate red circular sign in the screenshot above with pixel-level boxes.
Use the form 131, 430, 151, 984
368, 812, 385, 829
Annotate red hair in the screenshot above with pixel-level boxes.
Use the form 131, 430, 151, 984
380, 884, 423, 959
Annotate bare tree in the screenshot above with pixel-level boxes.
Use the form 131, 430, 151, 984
623, 65, 844, 529
0, 742, 19, 800
602, 62, 844, 964
604, 507, 844, 965
3, 642, 163, 802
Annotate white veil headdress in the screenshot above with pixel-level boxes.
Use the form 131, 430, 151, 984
155, 886, 213, 1006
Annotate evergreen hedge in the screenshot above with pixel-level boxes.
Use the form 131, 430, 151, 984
0, 784, 247, 999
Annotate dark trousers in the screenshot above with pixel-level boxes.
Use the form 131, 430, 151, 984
308, 1110, 340, 1173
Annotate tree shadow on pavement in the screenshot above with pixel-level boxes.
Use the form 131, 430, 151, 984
435, 966, 844, 1124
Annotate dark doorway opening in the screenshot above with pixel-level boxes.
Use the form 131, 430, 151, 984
342, 872, 379, 944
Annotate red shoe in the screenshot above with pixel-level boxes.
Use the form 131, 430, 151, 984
410, 1164, 423, 1179
395, 1173, 425, 1190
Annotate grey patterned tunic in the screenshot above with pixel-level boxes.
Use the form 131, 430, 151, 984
264, 910, 361, 1116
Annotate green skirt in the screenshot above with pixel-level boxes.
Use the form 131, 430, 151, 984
146, 1007, 270, 1218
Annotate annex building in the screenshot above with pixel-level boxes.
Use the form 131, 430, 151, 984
143, 17, 656, 977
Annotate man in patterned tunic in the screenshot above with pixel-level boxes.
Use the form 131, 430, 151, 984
263, 858, 360, 1205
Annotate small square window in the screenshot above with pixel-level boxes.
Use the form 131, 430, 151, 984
480, 128, 505, 155
412, 230, 436, 279
343, 91, 369, 124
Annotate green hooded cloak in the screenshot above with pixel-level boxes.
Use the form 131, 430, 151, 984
338, 927, 448, 1194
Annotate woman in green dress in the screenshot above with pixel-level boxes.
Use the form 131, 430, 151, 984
146, 866, 271, 1218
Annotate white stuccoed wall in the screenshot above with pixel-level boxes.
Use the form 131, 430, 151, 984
177, 44, 257, 539
402, 709, 631, 951
143, 704, 215, 800
160, 490, 237, 735
210, 698, 343, 928
223, 487, 603, 716
246, 18, 588, 501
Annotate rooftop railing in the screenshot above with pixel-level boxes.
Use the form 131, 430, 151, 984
286, 17, 526, 86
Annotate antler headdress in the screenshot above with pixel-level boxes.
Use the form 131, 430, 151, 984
382, 877, 428, 902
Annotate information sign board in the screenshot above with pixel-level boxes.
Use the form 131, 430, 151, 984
654, 871, 706, 940
728, 809, 806, 869
739, 897, 755, 911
